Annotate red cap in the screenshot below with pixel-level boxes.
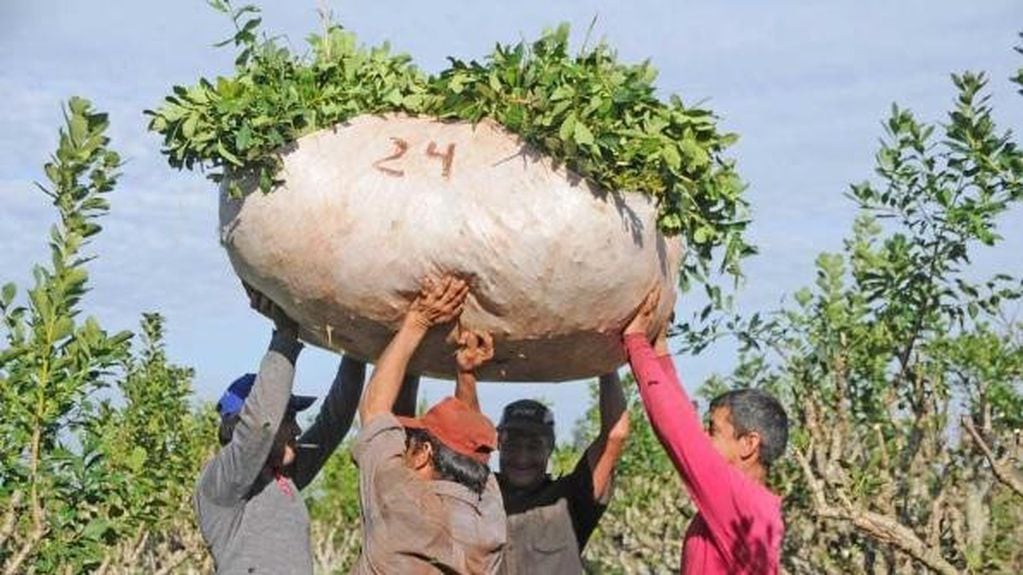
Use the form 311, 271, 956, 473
397, 397, 498, 464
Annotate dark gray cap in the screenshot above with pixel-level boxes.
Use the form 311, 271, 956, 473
498, 399, 555, 437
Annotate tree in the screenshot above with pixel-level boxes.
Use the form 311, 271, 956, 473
90, 314, 217, 574
0, 99, 214, 573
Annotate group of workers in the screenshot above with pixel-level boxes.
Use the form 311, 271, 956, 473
194, 276, 789, 574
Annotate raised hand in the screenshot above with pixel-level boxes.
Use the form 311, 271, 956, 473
244, 281, 299, 337
456, 328, 495, 373
406, 275, 469, 330
623, 284, 661, 339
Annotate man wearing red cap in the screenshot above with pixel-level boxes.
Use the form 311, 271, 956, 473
353, 275, 507, 574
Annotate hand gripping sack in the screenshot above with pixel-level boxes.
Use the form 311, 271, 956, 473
220, 114, 680, 381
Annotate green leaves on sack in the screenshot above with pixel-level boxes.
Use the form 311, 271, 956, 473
146, 1, 753, 282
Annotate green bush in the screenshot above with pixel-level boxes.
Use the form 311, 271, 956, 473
0, 98, 214, 574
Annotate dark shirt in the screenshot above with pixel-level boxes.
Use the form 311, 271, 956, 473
497, 456, 609, 574
352, 413, 506, 574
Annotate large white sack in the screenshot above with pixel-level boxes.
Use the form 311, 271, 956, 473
219, 113, 680, 381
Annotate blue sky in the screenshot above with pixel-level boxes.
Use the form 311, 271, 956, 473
2, 1, 1021, 441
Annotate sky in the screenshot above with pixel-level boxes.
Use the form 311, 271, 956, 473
2, 1, 1022, 441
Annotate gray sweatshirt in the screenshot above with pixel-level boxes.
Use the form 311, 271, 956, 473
194, 332, 364, 574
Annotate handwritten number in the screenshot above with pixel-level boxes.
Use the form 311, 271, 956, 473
426, 141, 456, 178
372, 138, 456, 178
373, 137, 409, 177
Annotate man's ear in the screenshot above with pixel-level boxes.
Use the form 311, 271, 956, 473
740, 431, 761, 462
411, 440, 433, 470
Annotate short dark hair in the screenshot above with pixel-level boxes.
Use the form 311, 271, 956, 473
709, 389, 788, 467
406, 428, 490, 495
498, 399, 556, 442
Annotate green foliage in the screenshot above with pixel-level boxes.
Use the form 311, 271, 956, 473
147, 1, 426, 196
0, 97, 131, 572
0, 99, 214, 573
427, 24, 750, 279
305, 446, 361, 526
93, 314, 215, 534
146, 1, 751, 283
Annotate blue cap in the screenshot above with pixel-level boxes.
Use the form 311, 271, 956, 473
217, 373, 317, 419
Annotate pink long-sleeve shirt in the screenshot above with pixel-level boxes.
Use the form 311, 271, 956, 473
625, 333, 783, 575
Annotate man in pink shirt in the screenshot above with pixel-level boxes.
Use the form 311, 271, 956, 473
623, 288, 788, 574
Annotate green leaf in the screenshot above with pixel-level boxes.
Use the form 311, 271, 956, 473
573, 121, 595, 147
235, 125, 253, 150
182, 115, 199, 139
127, 446, 148, 471
680, 138, 709, 168
449, 74, 465, 94
217, 141, 243, 166
242, 17, 262, 34
1, 282, 15, 306
550, 85, 574, 101
558, 114, 577, 141
662, 145, 682, 171
69, 112, 88, 144
53, 317, 74, 342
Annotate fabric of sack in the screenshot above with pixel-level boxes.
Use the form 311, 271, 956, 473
220, 113, 680, 381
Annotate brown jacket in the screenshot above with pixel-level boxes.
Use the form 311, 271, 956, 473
352, 414, 506, 574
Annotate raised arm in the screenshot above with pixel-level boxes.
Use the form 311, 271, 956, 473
359, 276, 468, 424
623, 288, 745, 558
291, 355, 366, 489
583, 370, 630, 502
454, 327, 494, 412
198, 287, 301, 503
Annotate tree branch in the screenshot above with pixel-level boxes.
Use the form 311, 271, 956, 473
0, 490, 23, 546
3, 519, 46, 575
961, 415, 1023, 498
794, 447, 960, 575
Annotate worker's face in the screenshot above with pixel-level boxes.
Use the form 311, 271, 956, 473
269, 411, 301, 469
498, 429, 552, 490
707, 407, 758, 467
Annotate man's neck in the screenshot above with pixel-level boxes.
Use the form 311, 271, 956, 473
737, 462, 768, 486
